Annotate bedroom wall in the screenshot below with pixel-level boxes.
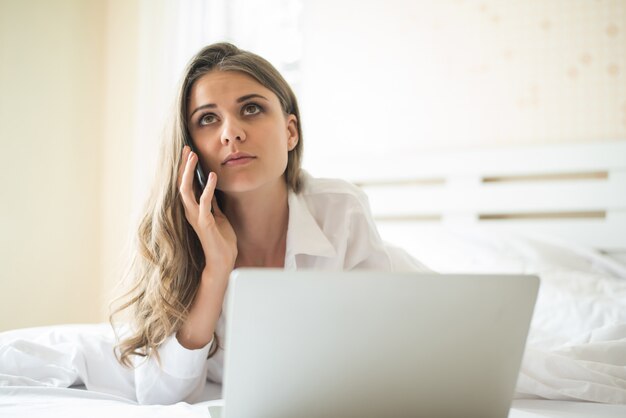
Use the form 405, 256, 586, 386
99, 0, 139, 323
1, 0, 624, 331
0, 0, 105, 330
300, 0, 626, 168
0, 0, 138, 331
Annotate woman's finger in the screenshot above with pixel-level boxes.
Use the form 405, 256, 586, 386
179, 151, 200, 212
198, 171, 217, 222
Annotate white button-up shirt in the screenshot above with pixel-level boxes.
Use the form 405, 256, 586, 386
134, 171, 430, 404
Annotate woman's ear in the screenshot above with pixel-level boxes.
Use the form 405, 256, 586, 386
286, 114, 299, 151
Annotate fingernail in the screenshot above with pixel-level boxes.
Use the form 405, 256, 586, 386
188, 152, 193, 161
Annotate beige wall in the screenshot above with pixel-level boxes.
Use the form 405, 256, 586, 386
1, 0, 624, 331
0, 0, 138, 330
100, 0, 138, 323
301, 0, 626, 168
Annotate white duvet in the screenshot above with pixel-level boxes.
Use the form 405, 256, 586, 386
1, 226, 625, 405
392, 226, 626, 403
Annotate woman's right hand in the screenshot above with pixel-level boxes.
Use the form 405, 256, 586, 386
178, 146, 238, 278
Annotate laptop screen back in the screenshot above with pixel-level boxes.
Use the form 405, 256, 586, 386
222, 270, 538, 418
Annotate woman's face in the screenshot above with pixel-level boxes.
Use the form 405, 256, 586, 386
186, 70, 298, 194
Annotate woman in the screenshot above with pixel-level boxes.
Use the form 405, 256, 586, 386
111, 42, 428, 404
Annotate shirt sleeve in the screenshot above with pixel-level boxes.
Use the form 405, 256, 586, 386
133, 333, 213, 404
343, 191, 394, 271
342, 189, 433, 273
384, 242, 435, 273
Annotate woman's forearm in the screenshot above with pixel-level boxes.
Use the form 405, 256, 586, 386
176, 269, 229, 350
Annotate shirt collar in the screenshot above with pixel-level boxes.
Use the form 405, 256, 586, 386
286, 187, 337, 260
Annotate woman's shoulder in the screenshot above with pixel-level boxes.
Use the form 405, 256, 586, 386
298, 170, 368, 204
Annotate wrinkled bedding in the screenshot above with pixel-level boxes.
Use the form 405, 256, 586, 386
1, 226, 625, 416
391, 226, 626, 403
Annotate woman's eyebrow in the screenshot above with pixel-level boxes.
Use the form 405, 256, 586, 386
189, 103, 216, 119
189, 94, 269, 119
236, 93, 268, 103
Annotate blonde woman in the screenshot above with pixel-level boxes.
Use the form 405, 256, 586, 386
111, 42, 428, 404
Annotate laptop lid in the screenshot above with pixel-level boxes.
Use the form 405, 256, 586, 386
222, 269, 539, 418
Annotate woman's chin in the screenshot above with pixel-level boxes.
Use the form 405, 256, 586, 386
217, 175, 264, 194
217, 170, 285, 195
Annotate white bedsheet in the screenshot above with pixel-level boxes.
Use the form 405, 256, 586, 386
1, 227, 625, 413
0, 385, 216, 418
1, 385, 625, 418
0, 323, 135, 398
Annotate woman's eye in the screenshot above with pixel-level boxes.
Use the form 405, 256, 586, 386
243, 103, 261, 116
199, 114, 217, 126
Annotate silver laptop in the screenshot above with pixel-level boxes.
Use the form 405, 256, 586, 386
221, 269, 539, 418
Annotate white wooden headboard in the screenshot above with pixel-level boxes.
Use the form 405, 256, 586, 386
313, 141, 626, 253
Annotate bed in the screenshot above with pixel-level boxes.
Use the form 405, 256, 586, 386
2, 141, 626, 417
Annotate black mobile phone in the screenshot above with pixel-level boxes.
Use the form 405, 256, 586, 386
184, 140, 207, 190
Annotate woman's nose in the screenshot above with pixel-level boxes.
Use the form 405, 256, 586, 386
220, 119, 246, 145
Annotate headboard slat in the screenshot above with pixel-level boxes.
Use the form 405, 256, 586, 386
333, 141, 626, 252
481, 171, 608, 183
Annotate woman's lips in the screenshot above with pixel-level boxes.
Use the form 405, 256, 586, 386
223, 156, 256, 166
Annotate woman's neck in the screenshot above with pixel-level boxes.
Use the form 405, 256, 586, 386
221, 179, 289, 268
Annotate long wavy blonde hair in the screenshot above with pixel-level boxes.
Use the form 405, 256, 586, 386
110, 42, 303, 367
